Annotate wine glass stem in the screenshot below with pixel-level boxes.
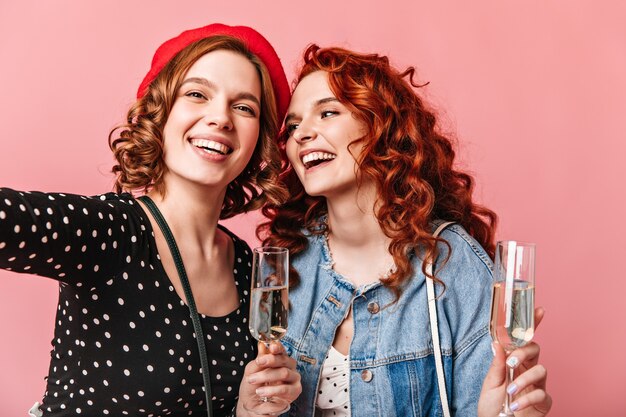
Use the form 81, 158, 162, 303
260, 342, 271, 402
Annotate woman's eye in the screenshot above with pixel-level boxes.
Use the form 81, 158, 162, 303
185, 91, 206, 99
286, 123, 299, 135
234, 105, 256, 116
321, 110, 338, 118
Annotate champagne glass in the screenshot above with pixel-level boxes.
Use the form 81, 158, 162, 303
490, 241, 536, 417
243, 247, 290, 415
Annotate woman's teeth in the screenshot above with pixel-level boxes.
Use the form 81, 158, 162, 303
190, 139, 232, 155
302, 152, 336, 169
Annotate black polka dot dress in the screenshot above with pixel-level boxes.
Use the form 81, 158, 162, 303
0, 188, 256, 416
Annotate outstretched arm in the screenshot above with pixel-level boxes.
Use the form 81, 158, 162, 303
0, 188, 147, 285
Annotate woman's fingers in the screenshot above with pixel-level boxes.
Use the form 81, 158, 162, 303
257, 340, 287, 355
267, 341, 286, 355
482, 342, 507, 390
247, 367, 302, 401
506, 341, 540, 371
255, 352, 296, 371
534, 306, 545, 329
244, 342, 295, 376
244, 341, 301, 401
254, 378, 302, 399
238, 343, 301, 416
510, 363, 548, 393
248, 365, 300, 385
510, 387, 552, 414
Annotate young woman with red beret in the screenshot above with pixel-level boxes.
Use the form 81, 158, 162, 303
0, 24, 300, 417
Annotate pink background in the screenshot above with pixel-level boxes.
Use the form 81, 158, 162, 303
1, 1, 624, 415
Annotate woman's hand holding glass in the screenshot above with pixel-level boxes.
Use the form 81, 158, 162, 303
479, 307, 551, 416
479, 241, 551, 416
240, 247, 298, 415
237, 342, 301, 417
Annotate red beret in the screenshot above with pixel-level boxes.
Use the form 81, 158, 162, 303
137, 23, 290, 123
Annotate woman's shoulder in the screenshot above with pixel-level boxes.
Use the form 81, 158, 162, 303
428, 222, 494, 356
291, 232, 325, 265
429, 221, 494, 310
99, 192, 160, 226
96, 192, 147, 212
96, 191, 137, 203
433, 221, 493, 275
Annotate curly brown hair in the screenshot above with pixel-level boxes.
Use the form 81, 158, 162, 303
259, 45, 497, 294
109, 36, 287, 218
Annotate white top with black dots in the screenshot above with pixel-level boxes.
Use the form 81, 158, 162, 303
316, 346, 350, 416
0, 188, 255, 417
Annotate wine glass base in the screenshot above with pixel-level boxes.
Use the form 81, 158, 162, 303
243, 396, 290, 416
498, 411, 515, 417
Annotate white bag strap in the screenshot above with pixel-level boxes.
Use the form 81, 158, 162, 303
426, 221, 455, 417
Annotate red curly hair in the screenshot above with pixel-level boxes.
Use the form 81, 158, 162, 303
259, 45, 497, 293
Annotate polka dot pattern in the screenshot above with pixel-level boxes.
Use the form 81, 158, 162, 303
317, 346, 350, 416
0, 189, 255, 416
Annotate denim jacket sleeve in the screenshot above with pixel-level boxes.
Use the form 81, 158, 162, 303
435, 225, 494, 416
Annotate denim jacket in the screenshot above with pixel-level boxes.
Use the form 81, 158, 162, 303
282, 222, 494, 417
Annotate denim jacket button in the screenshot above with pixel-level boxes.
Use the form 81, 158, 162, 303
367, 302, 380, 314
361, 369, 373, 382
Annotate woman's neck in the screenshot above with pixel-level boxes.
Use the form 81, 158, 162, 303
325, 183, 394, 284
146, 177, 227, 250
325, 182, 384, 245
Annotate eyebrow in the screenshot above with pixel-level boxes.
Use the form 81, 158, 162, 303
284, 96, 339, 124
180, 77, 261, 108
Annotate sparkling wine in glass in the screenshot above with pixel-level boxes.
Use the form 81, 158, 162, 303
490, 240, 535, 416
244, 247, 290, 415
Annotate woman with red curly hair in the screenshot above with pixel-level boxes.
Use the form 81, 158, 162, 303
261, 45, 551, 417
0, 24, 301, 417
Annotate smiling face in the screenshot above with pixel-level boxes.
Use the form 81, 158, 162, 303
161, 49, 261, 192
285, 71, 367, 199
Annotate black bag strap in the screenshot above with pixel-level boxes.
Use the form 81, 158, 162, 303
138, 196, 213, 417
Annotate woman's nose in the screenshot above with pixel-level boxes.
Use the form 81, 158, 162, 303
202, 103, 233, 130
292, 121, 316, 143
